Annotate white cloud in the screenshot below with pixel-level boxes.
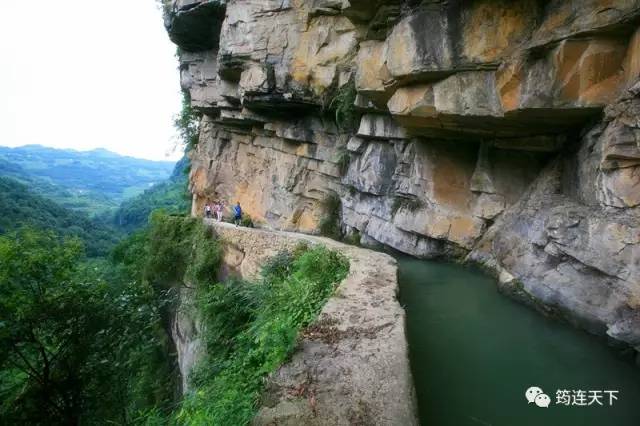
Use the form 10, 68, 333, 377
0, 0, 183, 161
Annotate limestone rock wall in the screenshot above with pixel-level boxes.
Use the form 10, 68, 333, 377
164, 0, 640, 349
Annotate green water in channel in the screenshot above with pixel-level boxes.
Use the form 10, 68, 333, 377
397, 257, 640, 426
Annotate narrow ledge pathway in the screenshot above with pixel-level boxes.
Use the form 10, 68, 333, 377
204, 220, 418, 425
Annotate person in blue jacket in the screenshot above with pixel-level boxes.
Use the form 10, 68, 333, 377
233, 201, 242, 226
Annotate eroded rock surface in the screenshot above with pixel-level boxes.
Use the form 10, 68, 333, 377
163, 0, 640, 354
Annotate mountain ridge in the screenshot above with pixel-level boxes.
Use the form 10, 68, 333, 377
0, 144, 176, 215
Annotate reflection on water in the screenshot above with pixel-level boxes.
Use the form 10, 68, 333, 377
398, 257, 640, 426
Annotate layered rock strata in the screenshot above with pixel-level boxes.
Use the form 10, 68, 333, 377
164, 0, 640, 351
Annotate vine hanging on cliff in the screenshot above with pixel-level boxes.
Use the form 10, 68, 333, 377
174, 90, 201, 153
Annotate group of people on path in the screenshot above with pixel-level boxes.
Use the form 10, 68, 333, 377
204, 200, 243, 226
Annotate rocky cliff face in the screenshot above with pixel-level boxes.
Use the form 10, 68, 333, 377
164, 0, 640, 350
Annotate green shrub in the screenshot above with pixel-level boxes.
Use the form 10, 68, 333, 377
329, 80, 358, 131
224, 212, 254, 227
260, 250, 295, 282
0, 228, 175, 424
343, 229, 361, 246
318, 193, 342, 239
337, 148, 350, 175
144, 213, 222, 290
112, 215, 348, 425
177, 245, 349, 425
241, 214, 254, 228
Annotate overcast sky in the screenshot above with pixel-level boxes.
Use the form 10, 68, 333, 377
0, 0, 183, 161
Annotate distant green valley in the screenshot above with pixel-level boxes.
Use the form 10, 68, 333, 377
0, 145, 175, 216
113, 156, 191, 231
0, 145, 191, 256
0, 176, 122, 257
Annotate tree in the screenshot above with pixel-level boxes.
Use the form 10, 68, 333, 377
0, 229, 173, 424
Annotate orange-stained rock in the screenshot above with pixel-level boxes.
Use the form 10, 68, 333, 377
355, 40, 394, 104
384, 8, 453, 80
448, 216, 486, 249
189, 165, 208, 196
386, 72, 503, 137
508, 38, 628, 112
555, 38, 627, 105
290, 15, 359, 95
167, 0, 640, 357
601, 166, 640, 208
384, 1, 539, 80
387, 85, 436, 118
387, 71, 502, 119
623, 26, 640, 88
496, 57, 525, 112
461, 0, 538, 63
531, 0, 640, 49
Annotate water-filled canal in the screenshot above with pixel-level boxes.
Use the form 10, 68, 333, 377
398, 257, 640, 426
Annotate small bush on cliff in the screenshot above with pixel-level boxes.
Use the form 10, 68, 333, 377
155, 0, 172, 17
337, 148, 351, 175
319, 193, 342, 239
343, 229, 361, 246
177, 245, 349, 425
329, 80, 358, 131
241, 214, 255, 228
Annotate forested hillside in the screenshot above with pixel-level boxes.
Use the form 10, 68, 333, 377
0, 176, 123, 256
113, 156, 191, 231
0, 145, 174, 215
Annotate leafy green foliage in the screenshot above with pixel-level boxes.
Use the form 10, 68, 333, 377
224, 212, 255, 228
0, 228, 174, 425
329, 80, 358, 131
0, 176, 123, 257
0, 208, 348, 425
175, 91, 201, 153
113, 215, 347, 424
241, 214, 255, 228
142, 213, 222, 290
177, 246, 349, 425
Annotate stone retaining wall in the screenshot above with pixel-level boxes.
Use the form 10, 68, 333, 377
182, 220, 418, 425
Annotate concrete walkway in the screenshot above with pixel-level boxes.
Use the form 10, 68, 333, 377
203, 220, 418, 426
